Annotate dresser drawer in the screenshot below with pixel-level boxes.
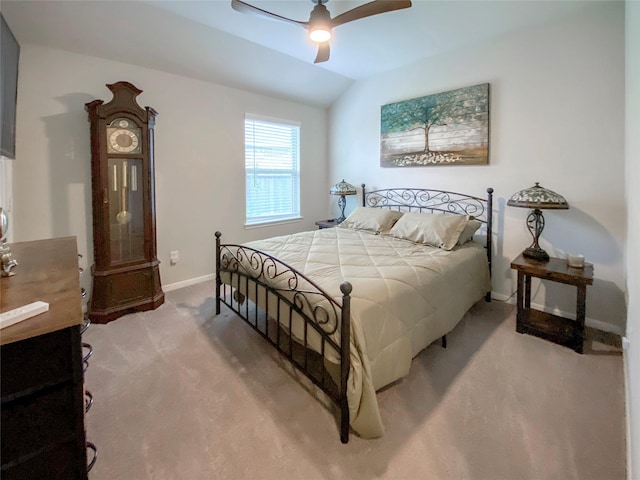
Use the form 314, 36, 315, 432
1, 383, 79, 466
1, 438, 86, 480
1, 327, 81, 399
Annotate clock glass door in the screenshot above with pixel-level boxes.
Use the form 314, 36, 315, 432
108, 157, 144, 264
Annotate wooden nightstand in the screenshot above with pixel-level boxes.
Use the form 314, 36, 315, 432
315, 219, 338, 229
510, 253, 594, 354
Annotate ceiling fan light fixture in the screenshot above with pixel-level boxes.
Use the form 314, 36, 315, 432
308, 1, 332, 43
309, 25, 331, 43
231, 0, 413, 62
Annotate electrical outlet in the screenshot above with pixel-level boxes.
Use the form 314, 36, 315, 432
622, 336, 631, 350
170, 250, 179, 265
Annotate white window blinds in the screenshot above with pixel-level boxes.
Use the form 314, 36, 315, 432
244, 115, 300, 225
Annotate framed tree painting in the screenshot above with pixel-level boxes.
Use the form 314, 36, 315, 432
380, 83, 489, 167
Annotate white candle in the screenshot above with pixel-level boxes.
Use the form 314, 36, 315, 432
567, 254, 585, 268
131, 165, 137, 191
122, 161, 128, 188
113, 164, 118, 191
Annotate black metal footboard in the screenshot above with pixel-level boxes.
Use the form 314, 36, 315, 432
215, 231, 352, 443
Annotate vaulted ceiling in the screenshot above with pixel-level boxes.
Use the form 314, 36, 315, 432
1, 0, 590, 107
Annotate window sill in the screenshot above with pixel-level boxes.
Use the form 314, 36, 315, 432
244, 217, 303, 229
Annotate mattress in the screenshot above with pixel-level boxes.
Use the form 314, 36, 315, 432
231, 226, 491, 438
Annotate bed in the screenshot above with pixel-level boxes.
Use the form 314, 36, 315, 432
215, 185, 493, 443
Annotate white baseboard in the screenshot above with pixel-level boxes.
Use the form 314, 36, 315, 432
163, 273, 215, 292
491, 291, 624, 336
586, 317, 625, 336
491, 291, 513, 303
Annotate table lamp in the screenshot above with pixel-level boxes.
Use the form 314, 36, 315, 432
329, 179, 357, 223
507, 182, 569, 261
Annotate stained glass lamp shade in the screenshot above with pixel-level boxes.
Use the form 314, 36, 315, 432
508, 182, 569, 261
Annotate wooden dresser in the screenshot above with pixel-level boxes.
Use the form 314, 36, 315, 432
1, 237, 88, 479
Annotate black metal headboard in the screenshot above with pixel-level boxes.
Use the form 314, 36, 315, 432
361, 184, 494, 279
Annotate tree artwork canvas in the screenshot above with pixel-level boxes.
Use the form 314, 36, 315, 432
380, 83, 489, 167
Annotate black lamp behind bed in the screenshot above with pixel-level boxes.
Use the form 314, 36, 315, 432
330, 179, 357, 223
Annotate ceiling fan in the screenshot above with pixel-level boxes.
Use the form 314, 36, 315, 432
231, 0, 412, 63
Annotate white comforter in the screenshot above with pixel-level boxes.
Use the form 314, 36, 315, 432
240, 226, 491, 438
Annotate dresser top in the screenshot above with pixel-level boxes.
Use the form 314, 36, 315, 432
1, 236, 83, 345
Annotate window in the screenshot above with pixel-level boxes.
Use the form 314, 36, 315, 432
244, 115, 300, 226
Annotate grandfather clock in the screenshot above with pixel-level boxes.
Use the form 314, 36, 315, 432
86, 82, 164, 323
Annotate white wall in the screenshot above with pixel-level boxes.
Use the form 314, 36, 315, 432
329, 2, 626, 333
625, 2, 640, 478
12, 45, 328, 292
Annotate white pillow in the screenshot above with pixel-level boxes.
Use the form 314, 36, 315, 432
387, 212, 469, 250
339, 207, 404, 233
456, 219, 482, 245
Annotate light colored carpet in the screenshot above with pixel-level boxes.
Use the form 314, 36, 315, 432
83, 281, 626, 480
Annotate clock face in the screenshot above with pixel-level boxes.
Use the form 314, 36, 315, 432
107, 118, 141, 154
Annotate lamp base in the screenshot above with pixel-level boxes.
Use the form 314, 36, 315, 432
337, 194, 347, 224
523, 246, 549, 262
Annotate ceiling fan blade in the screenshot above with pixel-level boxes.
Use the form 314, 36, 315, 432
314, 42, 330, 63
231, 0, 308, 28
331, 0, 412, 28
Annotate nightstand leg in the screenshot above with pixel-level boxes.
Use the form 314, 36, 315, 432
524, 274, 531, 309
516, 271, 525, 333
575, 285, 586, 354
